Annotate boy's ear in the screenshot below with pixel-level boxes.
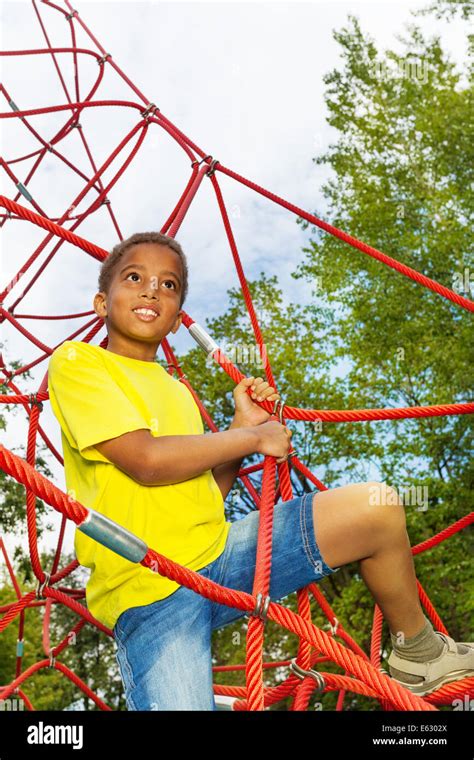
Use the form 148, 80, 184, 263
93, 292, 107, 318
170, 311, 183, 335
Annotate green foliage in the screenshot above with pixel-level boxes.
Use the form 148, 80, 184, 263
0, 552, 124, 710
416, 0, 473, 21
169, 13, 474, 710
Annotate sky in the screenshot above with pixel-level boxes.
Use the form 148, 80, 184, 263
0, 0, 470, 566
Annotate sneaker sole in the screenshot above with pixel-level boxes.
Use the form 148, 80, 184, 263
393, 668, 474, 697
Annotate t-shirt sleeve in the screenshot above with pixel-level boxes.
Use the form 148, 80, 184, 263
48, 342, 152, 463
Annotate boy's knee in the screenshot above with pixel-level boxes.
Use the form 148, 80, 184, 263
364, 481, 406, 528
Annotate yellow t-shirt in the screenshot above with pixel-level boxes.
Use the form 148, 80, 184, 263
47, 340, 231, 631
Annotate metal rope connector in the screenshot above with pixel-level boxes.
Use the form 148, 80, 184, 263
289, 658, 326, 694
191, 154, 212, 169
187, 321, 219, 359
270, 397, 295, 463
49, 651, 56, 668
328, 616, 339, 636
36, 571, 51, 600
271, 397, 285, 425
16, 182, 33, 203
97, 53, 112, 65
29, 392, 44, 412
140, 102, 159, 120
78, 509, 148, 563
248, 592, 271, 622
206, 158, 220, 177
65, 9, 77, 20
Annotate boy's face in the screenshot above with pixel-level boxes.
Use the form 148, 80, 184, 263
94, 243, 184, 361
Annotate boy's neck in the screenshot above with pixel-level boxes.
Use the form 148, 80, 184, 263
105, 338, 159, 363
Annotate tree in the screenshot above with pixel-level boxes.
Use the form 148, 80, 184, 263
417, 0, 473, 22
169, 12, 473, 709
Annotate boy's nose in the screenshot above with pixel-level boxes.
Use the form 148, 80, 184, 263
141, 286, 159, 299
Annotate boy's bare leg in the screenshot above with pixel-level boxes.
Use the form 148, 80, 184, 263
311, 481, 426, 638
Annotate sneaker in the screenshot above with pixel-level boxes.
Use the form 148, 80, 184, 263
387, 632, 474, 697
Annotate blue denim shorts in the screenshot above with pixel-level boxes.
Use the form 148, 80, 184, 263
113, 490, 340, 711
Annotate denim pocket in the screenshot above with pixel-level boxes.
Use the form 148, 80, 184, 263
113, 606, 139, 643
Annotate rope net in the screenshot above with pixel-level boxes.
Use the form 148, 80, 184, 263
1, 0, 473, 712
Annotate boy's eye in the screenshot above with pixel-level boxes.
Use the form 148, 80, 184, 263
126, 273, 176, 290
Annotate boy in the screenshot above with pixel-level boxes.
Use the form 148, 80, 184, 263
48, 231, 474, 710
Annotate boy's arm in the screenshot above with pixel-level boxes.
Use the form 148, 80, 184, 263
94, 377, 290, 489
94, 425, 260, 486
208, 375, 285, 500
210, 417, 251, 501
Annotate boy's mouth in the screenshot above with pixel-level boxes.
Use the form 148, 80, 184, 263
132, 307, 160, 322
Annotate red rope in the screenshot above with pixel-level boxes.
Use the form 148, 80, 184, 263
1, 0, 472, 713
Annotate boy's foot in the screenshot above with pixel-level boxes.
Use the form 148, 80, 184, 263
387, 632, 474, 697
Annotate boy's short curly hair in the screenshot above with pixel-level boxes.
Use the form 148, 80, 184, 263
98, 232, 189, 309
